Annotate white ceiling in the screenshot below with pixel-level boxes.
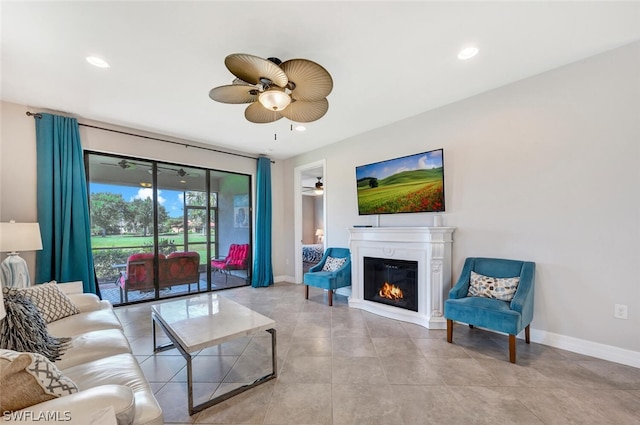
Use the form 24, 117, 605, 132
2, 1, 639, 160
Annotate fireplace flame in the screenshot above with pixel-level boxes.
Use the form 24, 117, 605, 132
379, 282, 404, 300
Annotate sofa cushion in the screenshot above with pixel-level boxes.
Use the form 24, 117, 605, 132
12, 384, 137, 425
54, 329, 133, 370
63, 353, 163, 425
164, 251, 200, 283
0, 349, 78, 412
66, 293, 105, 313
48, 309, 123, 338
3, 281, 80, 323
467, 271, 520, 302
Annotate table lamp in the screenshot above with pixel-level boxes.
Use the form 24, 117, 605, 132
315, 228, 324, 243
0, 221, 43, 288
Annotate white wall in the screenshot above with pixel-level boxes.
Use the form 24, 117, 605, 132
0, 102, 287, 278
0, 102, 39, 279
283, 42, 640, 364
302, 196, 316, 244
314, 195, 324, 238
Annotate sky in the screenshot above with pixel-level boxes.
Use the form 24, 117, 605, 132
355, 149, 443, 180
90, 183, 185, 218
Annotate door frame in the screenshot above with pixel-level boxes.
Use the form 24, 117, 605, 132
294, 159, 326, 284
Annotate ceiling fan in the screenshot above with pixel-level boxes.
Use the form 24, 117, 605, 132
209, 53, 333, 124
155, 165, 199, 177
303, 177, 324, 195
100, 159, 145, 170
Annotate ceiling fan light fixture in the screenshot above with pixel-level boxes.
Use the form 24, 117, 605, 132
211, 53, 332, 123
314, 177, 324, 194
258, 88, 291, 111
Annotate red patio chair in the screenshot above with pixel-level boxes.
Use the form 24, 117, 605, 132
211, 244, 249, 283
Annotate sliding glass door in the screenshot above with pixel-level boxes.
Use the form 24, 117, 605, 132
86, 152, 251, 305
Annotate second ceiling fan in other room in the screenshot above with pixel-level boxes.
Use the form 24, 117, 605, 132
209, 53, 333, 124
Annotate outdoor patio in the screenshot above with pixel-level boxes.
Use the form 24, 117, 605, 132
98, 271, 249, 305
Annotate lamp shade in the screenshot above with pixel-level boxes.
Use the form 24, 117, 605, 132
0, 221, 43, 253
315, 229, 324, 237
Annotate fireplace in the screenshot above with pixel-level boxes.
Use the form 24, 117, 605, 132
348, 226, 455, 329
364, 257, 418, 312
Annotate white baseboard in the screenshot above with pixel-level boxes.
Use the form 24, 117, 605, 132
274, 275, 295, 283
261, 280, 639, 369
335, 287, 351, 297
529, 329, 640, 369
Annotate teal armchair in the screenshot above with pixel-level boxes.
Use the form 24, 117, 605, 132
444, 257, 536, 363
303, 247, 351, 306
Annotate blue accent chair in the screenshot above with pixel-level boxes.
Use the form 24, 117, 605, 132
303, 247, 351, 306
444, 257, 536, 363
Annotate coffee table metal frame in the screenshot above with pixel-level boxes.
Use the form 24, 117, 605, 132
151, 296, 277, 415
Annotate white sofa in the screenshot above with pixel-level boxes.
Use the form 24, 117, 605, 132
2, 282, 163, 425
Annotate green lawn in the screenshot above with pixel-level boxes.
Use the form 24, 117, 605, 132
91, 233, 208, 249
91, 233, 212, 279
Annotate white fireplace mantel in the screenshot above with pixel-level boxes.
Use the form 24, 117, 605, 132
348, 226, 455, 329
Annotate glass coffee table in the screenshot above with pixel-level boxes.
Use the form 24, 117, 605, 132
151, 293, 276, 415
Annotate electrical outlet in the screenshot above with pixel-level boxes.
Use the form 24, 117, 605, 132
614, 304, 628, 320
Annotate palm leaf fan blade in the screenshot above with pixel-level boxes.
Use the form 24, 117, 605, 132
280, 59, 333, 101
245, 102, 283, 123
225, 53, 288, 87
280, 99, 329, 123
209, 84, 258, 104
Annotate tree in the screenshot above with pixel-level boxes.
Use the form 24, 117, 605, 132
126, 198, 169, 236
369, 178, 379, 188
90, 192, 126, 235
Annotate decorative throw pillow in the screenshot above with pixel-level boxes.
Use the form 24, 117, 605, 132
3, 281, 79, 323
467, 271, 520, 302
0, 291, 71, 362
322, 256, 347, 272
0, 349, 78, 412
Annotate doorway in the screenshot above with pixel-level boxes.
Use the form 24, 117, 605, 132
294, 160, 326, 284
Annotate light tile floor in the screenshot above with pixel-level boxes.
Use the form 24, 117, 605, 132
114, 282, 640, 425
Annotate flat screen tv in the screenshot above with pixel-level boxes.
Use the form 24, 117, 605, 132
355, 148, 445, 215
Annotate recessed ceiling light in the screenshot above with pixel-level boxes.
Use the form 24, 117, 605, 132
86, 56, 110, 68
295, 125, 306, 132
179, 180, 187, 184
140, 182, 152, 188
457, 47, 479, 60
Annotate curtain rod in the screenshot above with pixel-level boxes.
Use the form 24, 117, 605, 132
26, 111, 273, 163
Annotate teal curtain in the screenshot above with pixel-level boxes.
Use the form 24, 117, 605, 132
35, 113, 97, 294
251, 156, 273, 287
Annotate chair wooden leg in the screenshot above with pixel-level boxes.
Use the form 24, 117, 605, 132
446, 320, 453, 343
328, 290, 333, 306
305, 285, 309, 299
525, 325, 530, 344
509, 334, 516, 363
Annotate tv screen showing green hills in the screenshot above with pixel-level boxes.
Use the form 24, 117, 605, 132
357, 168, 444, 214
